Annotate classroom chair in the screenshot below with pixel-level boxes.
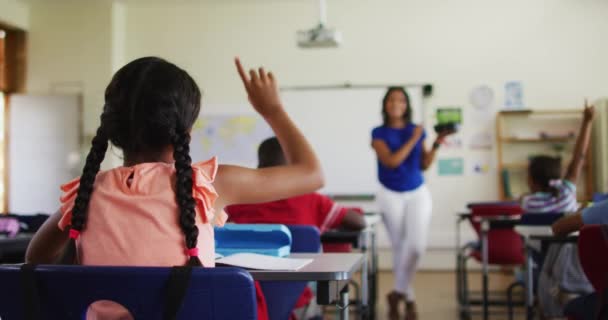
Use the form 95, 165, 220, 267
259, 225, 321, 320
592, 193, 608, 204
564, 225, 608, 320
456, 202, 525, 320
0, 264, 257, 320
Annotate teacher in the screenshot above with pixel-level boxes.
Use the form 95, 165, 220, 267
371, 87, 446, 320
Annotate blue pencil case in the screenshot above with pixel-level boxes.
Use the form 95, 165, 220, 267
214, 224, 292, 257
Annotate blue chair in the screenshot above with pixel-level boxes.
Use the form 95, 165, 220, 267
0, 264, 257, 320
260, 225, 321, 320
519, 212, 564, 226
592, 192, 608, 204
285, 225, 321, 253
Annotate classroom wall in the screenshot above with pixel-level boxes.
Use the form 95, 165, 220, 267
123, 0, 608, 107
0, 0, 29, 30
26, 2, 114, 134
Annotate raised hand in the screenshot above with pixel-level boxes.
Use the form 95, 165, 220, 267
235, 57, 283, 118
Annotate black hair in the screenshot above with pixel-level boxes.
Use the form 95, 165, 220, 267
382, 86, 411, 126
529, 156, 562, 198
257, 137, 285, 168
60, 57, 203, 266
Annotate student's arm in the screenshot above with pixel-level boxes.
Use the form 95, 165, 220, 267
371, 126, 423, 169
340, 210, 366, 231
25, 211, 69, 264
564, 102, 594, 183
552, 200, 608, 236
552, 212, 584, 237
421, 132, 448, 170
213, 58, 324, 207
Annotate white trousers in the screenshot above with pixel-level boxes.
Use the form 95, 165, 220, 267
377, 184, 432, 299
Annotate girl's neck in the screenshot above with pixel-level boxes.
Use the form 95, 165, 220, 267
123, 148, 174, 167
387, 118, 407, 128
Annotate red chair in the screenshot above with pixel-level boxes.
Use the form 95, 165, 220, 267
564, 225, 608, 320
456, 202, 525, 320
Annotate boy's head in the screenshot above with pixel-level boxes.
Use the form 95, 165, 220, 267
528, 155, 562, 193
258, 137, 286, 168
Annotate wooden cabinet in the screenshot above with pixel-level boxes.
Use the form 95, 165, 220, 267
496, 109, 594, 201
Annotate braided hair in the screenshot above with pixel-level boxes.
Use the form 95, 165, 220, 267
60, 57, 203, 266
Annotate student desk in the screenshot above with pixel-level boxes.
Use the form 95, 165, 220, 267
0, 233, 33, 262
320, 213, 381, 320
515, 226, 579, 320
249, 253, 365, 320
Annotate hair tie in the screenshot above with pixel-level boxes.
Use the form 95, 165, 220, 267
186, 247, 199, 257
549, 179, 563, 187
69, 229, 81, 240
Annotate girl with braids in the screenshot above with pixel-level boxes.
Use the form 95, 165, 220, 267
25, 57, 323, 319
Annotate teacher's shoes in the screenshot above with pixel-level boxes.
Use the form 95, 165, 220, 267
405, 301, 418, 320
387, 291, 404, 320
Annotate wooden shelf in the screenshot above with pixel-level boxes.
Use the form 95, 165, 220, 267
502, 163, 528, 170
499, 109, 582, 115
500, 137, 574, 143
496, 109, 594, 201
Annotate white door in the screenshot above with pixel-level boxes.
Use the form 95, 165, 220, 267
8, 94, 81, 214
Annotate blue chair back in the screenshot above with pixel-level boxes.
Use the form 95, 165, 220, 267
519, 212, 564, 226
0, 265, 257, 320
260, 225, 321, 320
285, 225, 321, 253
593, 193, 608, 204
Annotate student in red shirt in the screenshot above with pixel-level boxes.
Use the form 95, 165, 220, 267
226, 137, 366, 319
226, 137, 366, 236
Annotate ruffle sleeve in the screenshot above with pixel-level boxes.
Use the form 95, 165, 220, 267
57, 177, 80, 230
191, 157, 227, 226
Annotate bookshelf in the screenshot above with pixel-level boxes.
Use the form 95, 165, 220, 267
496, 109, 594, 201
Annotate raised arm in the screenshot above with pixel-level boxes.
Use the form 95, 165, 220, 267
371, 126, 423, 169
564, 101, 594, 183
213, 58, 324, 206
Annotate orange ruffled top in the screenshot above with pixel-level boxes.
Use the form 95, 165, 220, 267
58, 157, 226, 267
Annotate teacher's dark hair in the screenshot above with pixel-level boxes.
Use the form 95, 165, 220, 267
382, 86, 411, 126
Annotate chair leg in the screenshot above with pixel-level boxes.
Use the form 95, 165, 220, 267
462, 255, 472, 319
507, 281, 524, 320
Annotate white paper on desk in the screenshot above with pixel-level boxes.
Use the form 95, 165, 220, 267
216, 253, 312, 271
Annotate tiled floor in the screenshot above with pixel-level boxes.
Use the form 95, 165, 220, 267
323, 270, 527, 319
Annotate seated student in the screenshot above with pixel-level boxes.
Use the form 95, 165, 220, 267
25, 57, 324, 320
521, 103, 595, 318
226, 136, 366, 240
226, 137, 365, 320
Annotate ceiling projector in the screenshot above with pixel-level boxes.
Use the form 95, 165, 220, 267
297, 24, 342, 48
297, 0, 341, 48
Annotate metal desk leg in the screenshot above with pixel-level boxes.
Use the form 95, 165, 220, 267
481, 220, 489, 320
525, 245, 535, 320
360, 230, 369, 319
370, 228, 378, 320
340, 285, 350, 320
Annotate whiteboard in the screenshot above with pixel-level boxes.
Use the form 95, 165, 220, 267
281, 86, 425, 195
9, 95, 81, 214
